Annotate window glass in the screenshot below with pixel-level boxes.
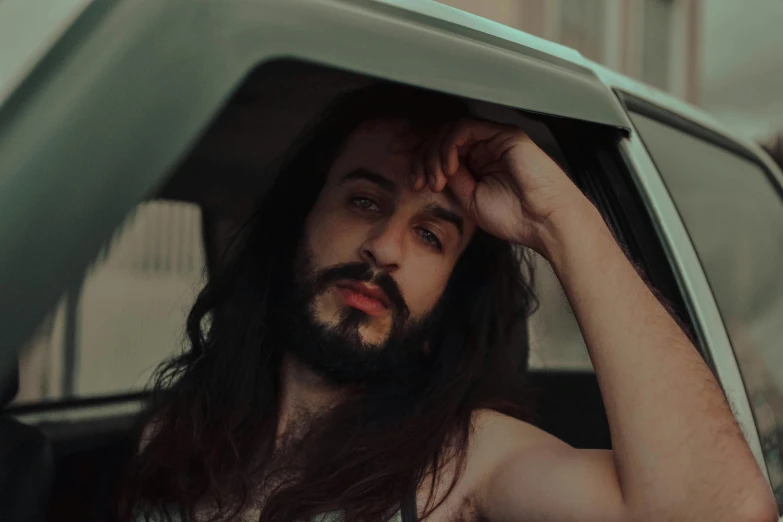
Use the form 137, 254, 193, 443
14, 201, 205, 405
471, 105, 593, 372
630, 112, 783, 507
528, 251, 593, 371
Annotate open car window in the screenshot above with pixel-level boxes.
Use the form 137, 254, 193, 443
10, 59, 606, 412
0, 0, 632, 383
528, 252, 592, 371
14, 201, 205, 405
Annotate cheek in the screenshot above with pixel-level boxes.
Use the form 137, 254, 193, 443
398, 262, 452, 318
304, 202, 363, 267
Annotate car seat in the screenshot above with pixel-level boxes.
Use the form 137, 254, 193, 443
0, 360, 55, 522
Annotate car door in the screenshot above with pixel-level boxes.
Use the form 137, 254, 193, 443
614, 90, 783, 516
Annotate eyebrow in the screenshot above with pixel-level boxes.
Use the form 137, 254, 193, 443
340, 168, 464, 238
340, 168, 397, 194
424, 203, 464, 238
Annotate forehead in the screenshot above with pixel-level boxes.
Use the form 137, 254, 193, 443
322, 119, 477, 246
329, 119, 415, 178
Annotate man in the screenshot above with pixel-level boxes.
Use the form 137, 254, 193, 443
123, 85, 776, 522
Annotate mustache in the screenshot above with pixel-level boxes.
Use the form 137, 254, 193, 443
314, 262, 409, 318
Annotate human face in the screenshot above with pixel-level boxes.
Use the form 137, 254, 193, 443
299, 119, 476, 350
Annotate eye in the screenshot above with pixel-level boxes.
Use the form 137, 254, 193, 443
350, 196, 381, 213
416, 227, 443, 251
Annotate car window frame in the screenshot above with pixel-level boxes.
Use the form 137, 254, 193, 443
547, 118, 694, 339
7, 198, 209, 418
615, 90, 774, 487
0, 0, 634, 388
523, 115, 698, 375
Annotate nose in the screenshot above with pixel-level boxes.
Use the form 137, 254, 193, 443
359, 220, 404, 272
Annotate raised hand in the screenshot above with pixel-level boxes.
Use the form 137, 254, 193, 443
409, 118, 590, 255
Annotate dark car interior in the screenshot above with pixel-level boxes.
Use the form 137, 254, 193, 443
1, 60, 692, 522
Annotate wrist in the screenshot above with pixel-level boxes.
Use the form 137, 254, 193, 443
537, 198, 608, 267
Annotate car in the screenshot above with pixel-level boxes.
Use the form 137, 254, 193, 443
1, 1, 782, 521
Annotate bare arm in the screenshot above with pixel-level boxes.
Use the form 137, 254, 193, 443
537, 202, 773, 520
412, 119, 777, 522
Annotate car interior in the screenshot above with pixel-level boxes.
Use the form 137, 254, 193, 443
1, 60, 693, 522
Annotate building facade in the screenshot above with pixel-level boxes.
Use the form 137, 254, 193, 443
439, 0, 702, 103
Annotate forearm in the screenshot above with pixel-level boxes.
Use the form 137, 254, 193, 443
540, 201, 774, 519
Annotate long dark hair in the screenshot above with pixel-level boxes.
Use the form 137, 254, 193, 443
120, 83, 538, 522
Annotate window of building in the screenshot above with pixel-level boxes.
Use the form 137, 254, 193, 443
630, 111, 783, 508
14, 201, 206, 405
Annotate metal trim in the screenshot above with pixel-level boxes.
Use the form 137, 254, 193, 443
12, 399, 144, 426
7, 390, 149, 415
618, 92, 783, 200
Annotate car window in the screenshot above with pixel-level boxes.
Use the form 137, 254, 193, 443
528, 251, 593, 371
630, 112, 783, 506
10, 176, 592, 406
13, 200, 205, 405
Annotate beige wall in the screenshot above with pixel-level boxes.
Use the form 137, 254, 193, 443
437, 0, 702, 103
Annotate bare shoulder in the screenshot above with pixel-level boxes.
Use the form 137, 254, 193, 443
469, 408, 568, 459
465, 409, 623, 522
459, 409, 571, 503
409, 409, 568, 521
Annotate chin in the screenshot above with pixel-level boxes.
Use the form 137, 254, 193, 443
356, 323, 393, 347
311, 292, 348, 327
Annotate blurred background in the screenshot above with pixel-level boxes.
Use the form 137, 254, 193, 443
438, 0, 783, 167
12, 0, 783, 406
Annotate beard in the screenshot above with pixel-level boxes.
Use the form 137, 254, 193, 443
269, 246, 446, 388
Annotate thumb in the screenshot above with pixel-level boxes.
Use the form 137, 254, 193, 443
447, 167, 477, 217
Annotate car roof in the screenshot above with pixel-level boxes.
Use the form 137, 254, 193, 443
0, 0, 752, 151
0, 0, 586, 110
1, 0, 627, 124
0, 0, 94, 108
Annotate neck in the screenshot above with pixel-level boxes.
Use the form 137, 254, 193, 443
277, 353, 348, 441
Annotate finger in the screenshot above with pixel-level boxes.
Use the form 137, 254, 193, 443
425, 125, 452, 192
410, 137, 428, 191
448, 119, 511, 166
441, 123, 463, 177
466, 140, 496, 174
446, 166, 478, 216
435, 121, 457, 191
440, 120, 496, 182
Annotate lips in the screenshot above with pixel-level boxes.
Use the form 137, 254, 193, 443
335, 281, 391, 317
